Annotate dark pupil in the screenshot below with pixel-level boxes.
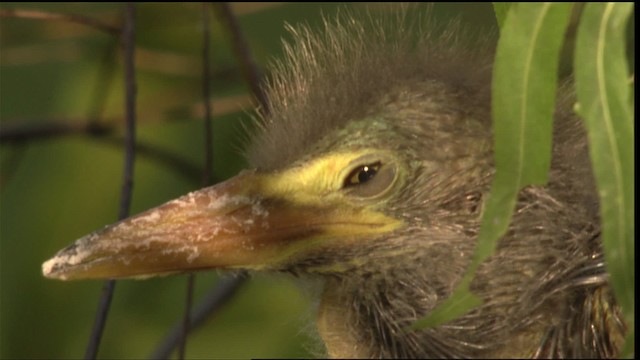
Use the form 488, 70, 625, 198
357, 164, 377, 183
344, 162, 382, 188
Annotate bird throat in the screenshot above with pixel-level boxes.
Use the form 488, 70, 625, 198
317, 280, 372, 359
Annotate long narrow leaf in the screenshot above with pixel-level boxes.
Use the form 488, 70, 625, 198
574, 0, 634, 342
492, 2, 513, 29
413, 2, 572, 330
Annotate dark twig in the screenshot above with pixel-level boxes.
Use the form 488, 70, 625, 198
149, 273, 249, 360
178, 4, 215, 358
179, 275, 195, 360
0, 120, 114, 142
214, 3, 268, 111
84, 4, 136, 360
150, 3, 269, 358
85, 281, 117, 360
0, 121, 203, 185
201, 3, 215, 187
117, 0, 138, 250
0, 8, 120, 36
179, 81, 199, 360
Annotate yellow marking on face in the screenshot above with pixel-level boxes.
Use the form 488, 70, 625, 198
238, 149, 406, 270
260, 149, 397, 204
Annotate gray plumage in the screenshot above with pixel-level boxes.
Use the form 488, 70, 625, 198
246, 9, 625, 358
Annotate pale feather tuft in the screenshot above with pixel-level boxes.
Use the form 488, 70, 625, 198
246, 7, 494, 170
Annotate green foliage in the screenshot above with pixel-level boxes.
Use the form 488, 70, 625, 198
492, 2, 512, 28
413, 2, 573, 329
415, 2, 635, 356
574, 2, 635, 355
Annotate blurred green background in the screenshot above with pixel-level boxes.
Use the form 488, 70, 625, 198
0, 3, 496, 359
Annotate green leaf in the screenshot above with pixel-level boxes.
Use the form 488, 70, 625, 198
492, 2, 513, 29
574, 0, 634, 349
492, 2, 573, 187
410, 283, 482, 329
413, 2, 573, 330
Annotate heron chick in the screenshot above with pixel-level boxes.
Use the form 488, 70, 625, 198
42, 9, 626, 359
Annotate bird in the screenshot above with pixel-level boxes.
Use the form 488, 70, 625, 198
41, 8, 626, 359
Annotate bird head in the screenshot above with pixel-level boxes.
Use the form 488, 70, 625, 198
41, 99, 490, 281
42, 8, 620, 359
41, 9, 501, 358
42, 10, 493, 283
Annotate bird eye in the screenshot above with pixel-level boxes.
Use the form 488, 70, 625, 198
344, 162, 381, 187
343, 160, 397, 198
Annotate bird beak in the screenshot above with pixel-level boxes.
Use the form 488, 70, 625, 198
42, 170, 401, 280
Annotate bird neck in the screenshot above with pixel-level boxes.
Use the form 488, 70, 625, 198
317, 282, 370, 358
315, 273, 496, 358
315, 265, 625, 359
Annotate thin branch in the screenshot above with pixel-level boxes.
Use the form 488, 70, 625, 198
84, 3, 136, 359
151, 3, 267, 358
0, 121, 204, 185
214, 3, 268, 111
149, 273, 249, 360
85, 281, 117, 360
0, 120, 114, 141
0, 91, 252, 143
117, 2, 137, 223
202, 3, 215, 187
179, 4, 216, 358
0, 8, 120, 36
179, 275, 195, 360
